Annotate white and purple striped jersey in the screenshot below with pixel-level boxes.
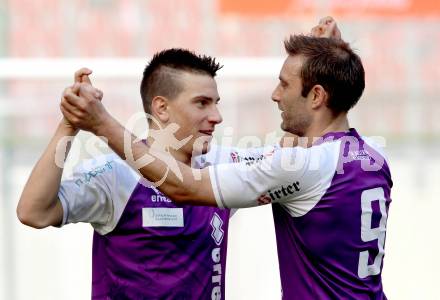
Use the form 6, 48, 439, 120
57, 146, 240, 299
209, 129, 392, 299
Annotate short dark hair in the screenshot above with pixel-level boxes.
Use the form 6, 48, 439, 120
140, 48, 222, 114
284, 35, 365, 112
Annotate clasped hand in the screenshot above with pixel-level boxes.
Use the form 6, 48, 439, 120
60, 70, 108, 134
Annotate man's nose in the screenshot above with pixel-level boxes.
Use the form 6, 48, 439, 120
271, 87, 281, 103
208, 105, 223, 124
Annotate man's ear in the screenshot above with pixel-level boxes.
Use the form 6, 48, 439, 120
151, 96, 169, 122
309, 85, 328, 109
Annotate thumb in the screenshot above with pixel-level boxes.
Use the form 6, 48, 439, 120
71, 82, 81, 94
79, 84, 102, 101
74, 67, 93, 84
81, 74, 92, 84
331, 24, 342, 40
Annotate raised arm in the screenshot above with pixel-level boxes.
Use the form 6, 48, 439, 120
16, 68, 98, 228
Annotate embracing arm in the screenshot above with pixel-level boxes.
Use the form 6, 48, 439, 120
17, 69, 96, 228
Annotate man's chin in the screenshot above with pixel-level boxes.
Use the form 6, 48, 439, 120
281, 122, 298, 136
280, 121, 287, 131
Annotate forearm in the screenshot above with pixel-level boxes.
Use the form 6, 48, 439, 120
95, 115, 216, 206
17, 120, 77, 227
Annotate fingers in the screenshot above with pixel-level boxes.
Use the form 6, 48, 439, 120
63, 85, 87, 112
330, 23, 342, 40
95, 89, 103, 101
319, 16, 335, 26
61, 86, 90, 127
62, 84, 103, 113
69, 82, 101, 100
73, 68, 102, 100
74, 67, 92, 84
310, 25, 324, 37
81, 74, 92, 84
320, 16, 340, 39
60, 102, 79, 124
310, 16, 342, 40
62, 95, 83, 114
77, 83, 103, 101
60, 82, 107, 133
70, 82, 81, 95
60, 91, 81, 125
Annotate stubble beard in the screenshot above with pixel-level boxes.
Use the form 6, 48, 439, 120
282, 114, 311, 137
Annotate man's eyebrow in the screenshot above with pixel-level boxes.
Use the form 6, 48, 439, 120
193, 95, 221, 102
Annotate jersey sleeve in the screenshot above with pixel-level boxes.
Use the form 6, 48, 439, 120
58, 153, 140, 234
197, 144, 269, 217
208, 142, 340, 214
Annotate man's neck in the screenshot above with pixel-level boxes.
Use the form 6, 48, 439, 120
302, 113, 350, 147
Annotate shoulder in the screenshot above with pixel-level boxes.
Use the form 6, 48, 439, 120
65, 152, 140, 190
361, 136, 389, 160
273, 141, 341, 172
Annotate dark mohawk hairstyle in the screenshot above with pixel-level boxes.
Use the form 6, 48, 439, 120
140, 48, 222, 113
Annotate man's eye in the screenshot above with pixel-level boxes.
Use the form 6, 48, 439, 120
197, 100, 208, 107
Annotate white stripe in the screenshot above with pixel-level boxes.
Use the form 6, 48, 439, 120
0, 57, 284, 79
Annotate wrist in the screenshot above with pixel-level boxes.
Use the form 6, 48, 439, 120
92, 112, 116, 137
58, 118, 79, 136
